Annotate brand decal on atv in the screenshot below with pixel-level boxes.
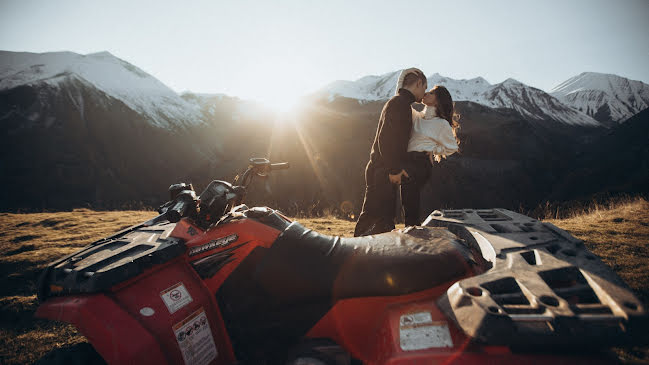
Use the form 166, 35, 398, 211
173, 308, 217, 365
188, 234, 238, 256
187, 226, 198, 236
399, 312, 453, 350
161, 282, 193, 314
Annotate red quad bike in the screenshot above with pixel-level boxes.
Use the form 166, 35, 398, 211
36, 158, 647, 365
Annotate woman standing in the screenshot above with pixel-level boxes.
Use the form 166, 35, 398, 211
401, 85, 460, 226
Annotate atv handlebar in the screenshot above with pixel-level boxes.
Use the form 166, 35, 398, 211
157, 158, 289, 227
165, 189, 197, 223
237, 158, 290, 189
228, 158, 290, 209
270, 162, 290, 171
167, 200, 189, 223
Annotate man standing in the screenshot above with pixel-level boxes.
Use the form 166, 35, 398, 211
354, 68, 427, 236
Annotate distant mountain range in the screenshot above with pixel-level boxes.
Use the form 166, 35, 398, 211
322, 71, 649, 127
3, 50, 648, 130
1, 50, 647, 212
0, 51, 204, 129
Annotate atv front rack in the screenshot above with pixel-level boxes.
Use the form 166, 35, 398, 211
424, 208, 647, 347
37, 220, 185, 300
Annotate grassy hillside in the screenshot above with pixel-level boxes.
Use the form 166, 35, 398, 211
0, 209, 157, 365
0, 201, 647, 364
545, 198, 649, 363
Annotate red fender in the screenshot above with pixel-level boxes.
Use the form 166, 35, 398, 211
36, 294, 168, 365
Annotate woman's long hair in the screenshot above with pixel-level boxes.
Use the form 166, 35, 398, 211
430, 85, 460, 146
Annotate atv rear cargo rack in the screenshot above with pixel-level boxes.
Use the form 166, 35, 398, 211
424, 208, 647, 347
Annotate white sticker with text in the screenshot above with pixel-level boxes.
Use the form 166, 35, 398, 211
399, 312, 453, 350
173, 308, 217, 365
161, 282, 193, 314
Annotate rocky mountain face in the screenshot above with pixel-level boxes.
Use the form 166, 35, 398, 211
0, 52, 219, 209
550, 72, 649, 126
1, 51, 647, 215
547, 107, 649, 202
0, 51, 204, 129
478, 78, 599, 126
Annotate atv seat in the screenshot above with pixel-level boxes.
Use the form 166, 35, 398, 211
255, 221, 475, 300
217, 221, 476, 361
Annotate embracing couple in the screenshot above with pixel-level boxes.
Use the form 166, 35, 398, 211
354, 68, 460, 237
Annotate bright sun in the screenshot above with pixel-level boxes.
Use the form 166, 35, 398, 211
240, 57, 312, 113
257, 91, 300, 113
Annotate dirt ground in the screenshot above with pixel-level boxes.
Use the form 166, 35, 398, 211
0, 200, 647, 364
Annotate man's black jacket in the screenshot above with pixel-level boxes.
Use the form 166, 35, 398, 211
368, 88, 416, 175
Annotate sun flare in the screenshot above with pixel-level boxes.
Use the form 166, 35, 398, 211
257, 92, 300, 113
238, 55, 313, 113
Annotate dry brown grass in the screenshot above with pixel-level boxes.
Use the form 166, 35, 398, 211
546, 198, 649, 303
546, 198, 649, 363
0, 209, 157, 365
0, 203, 646, 364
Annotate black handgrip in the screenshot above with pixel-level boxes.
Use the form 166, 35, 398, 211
270, 162, 290, 170
167, 200, 188, 223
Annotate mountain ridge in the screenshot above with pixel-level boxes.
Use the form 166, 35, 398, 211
321, 70, 601, 126
0, 50, 203, 129
4, 50, 646, 128
550, 71, 649, 125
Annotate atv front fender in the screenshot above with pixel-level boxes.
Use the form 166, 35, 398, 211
36, 294, 168, 365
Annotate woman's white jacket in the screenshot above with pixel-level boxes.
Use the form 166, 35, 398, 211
407, 106, 458, 158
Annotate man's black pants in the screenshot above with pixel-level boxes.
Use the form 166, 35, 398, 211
401, 152, 432, 227
354, 162, 397, 237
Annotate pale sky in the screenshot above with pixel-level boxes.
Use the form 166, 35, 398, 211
1, 0, 648, 106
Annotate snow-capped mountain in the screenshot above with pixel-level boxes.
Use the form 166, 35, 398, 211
323, 71, 600, 126
324, 71, 490, 102
0, 50, 203, 128
550, 72, 649, 124
480, 78, 599, 126
427, 73, 492, 101
324, 71, 401, 101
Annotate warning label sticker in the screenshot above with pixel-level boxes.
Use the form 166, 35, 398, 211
173, 308, 217, 365
161, 282, 193, 314
399, 312, 453, 351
